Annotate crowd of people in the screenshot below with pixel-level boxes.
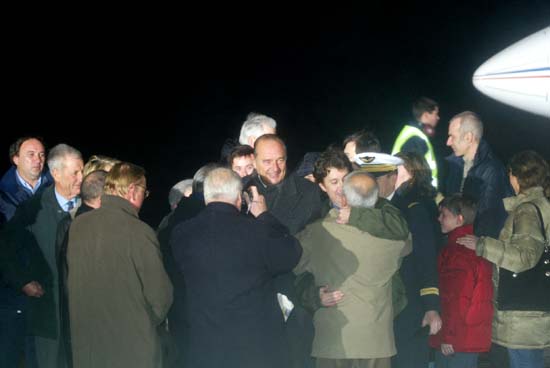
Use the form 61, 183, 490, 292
1, 99, 549, 368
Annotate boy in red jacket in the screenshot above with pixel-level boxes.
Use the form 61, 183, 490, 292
430, 194, 493, 368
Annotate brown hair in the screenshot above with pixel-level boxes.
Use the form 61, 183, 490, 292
508, 150, 550, 197
395, 151, 436, 199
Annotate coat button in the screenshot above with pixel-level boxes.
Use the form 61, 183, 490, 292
512, 273, 518, 278
546, 271, 550, 277
545, 259, 549, 264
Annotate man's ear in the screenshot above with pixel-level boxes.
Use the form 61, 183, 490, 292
13, 155, 20, 167
457, 214, 465, 226
319, 182, 328, 193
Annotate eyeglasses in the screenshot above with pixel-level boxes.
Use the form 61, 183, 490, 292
135, 184, 150, 198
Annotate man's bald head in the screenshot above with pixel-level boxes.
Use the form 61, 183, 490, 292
343, 171, 379, 208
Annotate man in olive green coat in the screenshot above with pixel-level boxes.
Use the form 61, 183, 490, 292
295, 172, 411, 368
67, 162, 173, 368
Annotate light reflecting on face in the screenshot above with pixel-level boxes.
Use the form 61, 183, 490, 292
344, 142, 356, 161
55, 155, 84, 199
394, 165, 412, 190
320, 167, 349, 208
254, 139, 287, 185
446, 119, 469, 157
231, 155, 255, 178
13, 139, 46, 185
438, 207, 462, 234
425, 107, 440, 127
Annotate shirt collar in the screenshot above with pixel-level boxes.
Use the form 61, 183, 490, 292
54, 189, 79, 212
15, 170, 43, 194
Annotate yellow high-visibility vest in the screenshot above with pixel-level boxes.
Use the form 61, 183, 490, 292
392, 125, 438, 188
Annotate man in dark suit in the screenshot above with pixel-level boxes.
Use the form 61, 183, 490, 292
171, 168, 302, 368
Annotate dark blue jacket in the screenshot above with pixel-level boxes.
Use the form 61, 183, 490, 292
443, 139, 513, 238
171, 202, 301, 368
0, 166, 53, 224
0, 166, 53, 310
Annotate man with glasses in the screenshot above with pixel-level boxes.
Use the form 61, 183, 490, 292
66, 162, 172, 368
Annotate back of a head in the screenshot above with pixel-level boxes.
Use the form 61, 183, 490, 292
440, 193, 477, 225
508, 150, 550, 195
83, 155, 120, 177
343, 130, 381, 154
343, 171, 379, 208
452, 111, 484, 141
203, 167, 243, 204
169, 179, 193, 207
313, 147, 352, 183
47, 143, 82, 172
412, 97, 438, 121
193, 163, 221, 194
104, 162, 145, 197
81, 170, 108, 203
238, 112, 277, 145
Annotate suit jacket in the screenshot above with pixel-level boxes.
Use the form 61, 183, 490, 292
171, 202, 302, 368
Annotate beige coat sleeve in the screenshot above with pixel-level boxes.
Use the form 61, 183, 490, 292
477, 203, 546, 274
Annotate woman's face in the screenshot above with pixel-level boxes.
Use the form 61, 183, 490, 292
509, 173, 520, 195
395, 165, 412, 190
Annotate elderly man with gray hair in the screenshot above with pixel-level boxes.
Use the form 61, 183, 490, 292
171, 167, 302, 368
295, 171, 411, 368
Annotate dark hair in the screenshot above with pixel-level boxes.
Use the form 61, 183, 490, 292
508, 150, 550, 197
9, 136, 46, 164
342, 130, 381, 153
395, 151, 436, 199
227, 145, 254, 167
412, 97, 438, 121
81, 170, 108, 202
313, 147, 353, 183
439, 193, 477, 225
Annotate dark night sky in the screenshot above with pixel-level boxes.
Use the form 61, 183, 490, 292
3, 3, 550, 225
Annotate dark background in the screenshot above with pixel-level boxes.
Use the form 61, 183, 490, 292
3, 3, 550, 226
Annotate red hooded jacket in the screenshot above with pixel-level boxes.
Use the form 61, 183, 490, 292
429, 224, 493, 352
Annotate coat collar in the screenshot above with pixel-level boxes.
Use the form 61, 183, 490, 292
204, 201, 240, 214
503, 186, 545, 212
447, 224, 474, 244
100, 194, 139, 218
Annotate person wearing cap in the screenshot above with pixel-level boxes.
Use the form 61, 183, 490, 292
392, 97, 440, 188
350, 151, 442, 368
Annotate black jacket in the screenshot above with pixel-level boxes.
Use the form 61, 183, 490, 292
171, 202, 301, 368
444, 139, 513, 238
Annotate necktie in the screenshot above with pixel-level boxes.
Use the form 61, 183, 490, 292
66, 200, 74, 212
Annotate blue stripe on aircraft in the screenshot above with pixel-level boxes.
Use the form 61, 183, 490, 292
476, 67, 550, 77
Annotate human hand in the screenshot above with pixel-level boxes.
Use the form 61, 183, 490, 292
22, 281, 44, 298
336, 206, 351, 224
248, 186, 267, 217
319, 286, 344, 307
422, 310, 442, 335
441, 343, 454, 356
456, 235, 479, 250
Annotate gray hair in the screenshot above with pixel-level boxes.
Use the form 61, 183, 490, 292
343, 171, 379, 208
452, 111, 484, 141
203, 168, 243, 204
192, 163, 221, 194
238, 112, 277, 145
168, 179, 193, 207
47, 143, 82, 172
81, 170, 107, 202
